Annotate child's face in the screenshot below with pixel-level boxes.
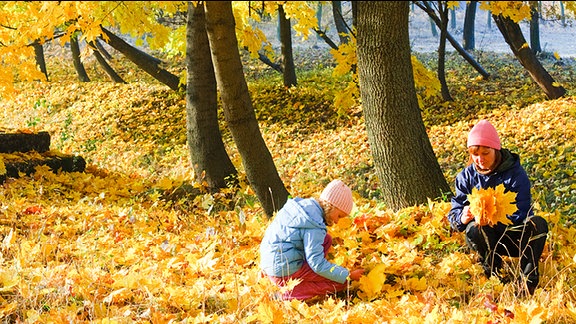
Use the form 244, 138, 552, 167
326, 207, 348, 226
470, 146, 497, 171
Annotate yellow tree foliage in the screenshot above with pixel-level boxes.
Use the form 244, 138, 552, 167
467, 184, 518, 227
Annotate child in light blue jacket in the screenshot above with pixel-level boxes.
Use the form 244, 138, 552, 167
260, 179, 364, 301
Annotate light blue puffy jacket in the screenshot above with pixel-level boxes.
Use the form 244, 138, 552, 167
259, 197, 349, 284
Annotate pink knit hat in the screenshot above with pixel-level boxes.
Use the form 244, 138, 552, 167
467, 119, 501, 150
320, 179, 353, 215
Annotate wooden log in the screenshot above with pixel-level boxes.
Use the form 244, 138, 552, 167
0, 131, 51, 153
0, 152, 86, 184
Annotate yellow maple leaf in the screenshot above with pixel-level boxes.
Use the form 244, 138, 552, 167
358, 263, 387, 299
468, 184, 517, 227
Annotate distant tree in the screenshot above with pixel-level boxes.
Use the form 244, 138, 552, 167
89, 40, 125, 83
436, 1, 453, 101
204, 1, 289, 217
529, 1, 542, 54
100, 27, 182, 91
415, 2, 490, 79
332, 1, 350, 44
32, 41, 48, 81
492, 13, 566, 99
278, 5, 297, 87
186, 2, 237, 190
356, 1, 451, 210
463, 1, 477, 51
70, 33, 90, 82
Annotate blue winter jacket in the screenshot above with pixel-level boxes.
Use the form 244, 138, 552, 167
448, 149, 533, 232
259, 197, 349, 284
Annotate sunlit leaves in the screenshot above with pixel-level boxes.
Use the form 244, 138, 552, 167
480, 1, 532, 23
468, 184, 517, 227
1, 31, 576, 322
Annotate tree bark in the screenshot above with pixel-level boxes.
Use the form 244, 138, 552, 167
278, 5, 297, 87
70, 33, 90, 82
100, 27, 183, 91
356, 1, 451, 210
493, 14, 566, 99
204, 1, 289, 217
186, 2, 237, 190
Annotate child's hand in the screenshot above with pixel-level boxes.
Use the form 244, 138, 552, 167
349, 268, 364, 281
461, 206, 474, 225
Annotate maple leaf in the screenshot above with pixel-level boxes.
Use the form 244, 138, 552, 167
467, 184, 517, 227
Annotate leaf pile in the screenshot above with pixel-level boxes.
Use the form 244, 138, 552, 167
468, 184, 517, 227
0, 50, 576, 322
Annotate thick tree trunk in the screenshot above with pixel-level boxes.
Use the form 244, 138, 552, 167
186, 2, 237, 190
100, 27, 183, 91
204, 1, 289, 217
278, 5, 297, 87
356, 1, 451, 210
70, 34, 90, 82
493, 14, 566, 99
463, 1, 477, 51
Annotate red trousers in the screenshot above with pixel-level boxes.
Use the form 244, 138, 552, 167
267, 234, 349, 301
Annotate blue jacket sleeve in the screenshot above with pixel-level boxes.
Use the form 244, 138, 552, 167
448, 171, 471, 232
302, 229, 349, 284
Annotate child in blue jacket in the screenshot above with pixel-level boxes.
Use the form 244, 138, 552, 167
447, 119, 548, 295
259, 179, 364, 301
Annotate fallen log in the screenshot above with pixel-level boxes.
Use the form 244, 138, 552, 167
0, 151, 86, 184
0, 131, 51, 153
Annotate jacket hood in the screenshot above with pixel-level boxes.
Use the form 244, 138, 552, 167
495, 148, 518, 173
275, 198, 326, 230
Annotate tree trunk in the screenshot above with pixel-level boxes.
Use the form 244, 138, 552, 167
204, 1, 289, 217
356, 1, 451, 210
100, 27, 183, 91
90, 41, 126, 83
278, 5, 297, 87
70, 33, 90, 82
492, 14, 566, 100
332, 1, 350, 44
529, 1, 542, 54
416, 1, 490, 79
463, 1, 477, 51
185, 2, 237, 190
94, 38, 113, 60
437, 1, 453, 102
33, 41, 49, 81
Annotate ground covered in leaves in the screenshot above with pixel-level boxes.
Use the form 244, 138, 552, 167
1, 48, 576, 323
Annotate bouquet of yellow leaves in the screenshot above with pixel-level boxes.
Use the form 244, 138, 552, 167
467, 184, 518, 227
